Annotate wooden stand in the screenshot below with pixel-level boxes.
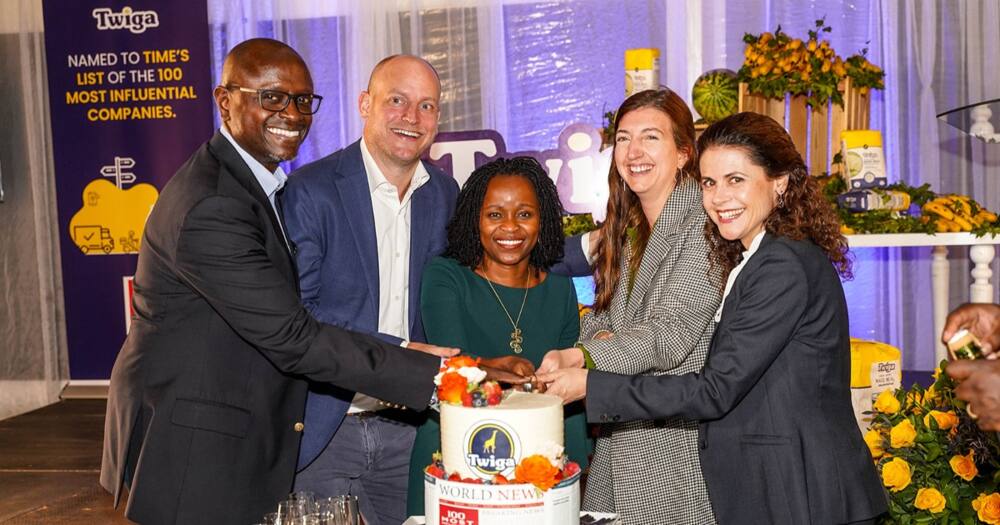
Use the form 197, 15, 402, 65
737, 79, 870, 176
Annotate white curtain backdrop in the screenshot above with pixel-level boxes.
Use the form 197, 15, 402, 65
0, 0, 68, 420
2, 0, 999, 419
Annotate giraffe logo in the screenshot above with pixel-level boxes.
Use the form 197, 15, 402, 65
464, 421, 519, 479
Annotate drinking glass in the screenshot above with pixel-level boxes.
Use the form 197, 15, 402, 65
279, 499, 316, 519
288, 490, 317, 505
332, 495, 360, 525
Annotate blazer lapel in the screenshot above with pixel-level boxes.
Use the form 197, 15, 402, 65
333, 143, 380, 312
624, 178, 701, 320
408, 174, 433, 333
209, 132, 297, 273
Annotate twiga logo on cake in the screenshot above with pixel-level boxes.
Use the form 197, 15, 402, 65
464, 421, 519, 478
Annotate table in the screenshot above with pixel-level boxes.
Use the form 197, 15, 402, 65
846, 233, 1000, 362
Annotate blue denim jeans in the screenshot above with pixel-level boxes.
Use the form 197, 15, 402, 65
294, 412, 418, 525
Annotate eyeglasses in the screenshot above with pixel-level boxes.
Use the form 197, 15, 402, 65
224, 85, 323, 115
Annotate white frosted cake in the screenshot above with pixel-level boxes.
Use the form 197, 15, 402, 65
424, 391, 581, 525
442, 391, 564, 480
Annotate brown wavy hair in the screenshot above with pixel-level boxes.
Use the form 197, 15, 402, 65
696, 112, 851, 283
591, 88, 696, 312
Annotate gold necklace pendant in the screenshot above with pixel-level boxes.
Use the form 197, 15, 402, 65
510, 328, 523, 354
482, 268, 531, 356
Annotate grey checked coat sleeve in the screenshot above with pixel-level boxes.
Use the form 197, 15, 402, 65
581, 179, 721, 376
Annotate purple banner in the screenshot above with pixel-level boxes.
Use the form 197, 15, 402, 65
43, 0, 214, 379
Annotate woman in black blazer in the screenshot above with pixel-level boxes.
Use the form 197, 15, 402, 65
539, 112, 888, 525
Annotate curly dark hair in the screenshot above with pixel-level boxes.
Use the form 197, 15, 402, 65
696, 112, 852, 283
592, 88, 697, 312
443, 156, 566, 270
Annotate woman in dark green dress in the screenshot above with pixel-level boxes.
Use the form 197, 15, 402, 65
406, 157, 592, 516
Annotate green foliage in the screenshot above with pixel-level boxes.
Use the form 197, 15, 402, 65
562, 213, 598, 237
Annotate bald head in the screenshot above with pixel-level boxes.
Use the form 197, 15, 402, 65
221, 38, 309, 86
359, 55, 441, 178
367, 55, 440, 92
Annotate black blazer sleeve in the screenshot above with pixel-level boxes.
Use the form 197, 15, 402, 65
175, 194, 438, 409
586, 244, 807, 423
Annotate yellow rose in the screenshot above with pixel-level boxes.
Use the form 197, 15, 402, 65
950, 451, 978, 481
882, 457, 912, 492
973, 493, 1000, 525
932, 366, 942, 380
924, 410, 958, 431
924, 385, 938, 404
863, 429, 884, 458
906, 390, 925, 412
873, 389, 900, 414
914, 488, 946, 513
890, 420, 917, 448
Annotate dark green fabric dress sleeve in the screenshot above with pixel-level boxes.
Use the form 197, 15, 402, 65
419, 257, 471, 354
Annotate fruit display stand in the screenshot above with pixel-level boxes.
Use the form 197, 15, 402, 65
846, 232, 1000, 362
738, 78, 870, 177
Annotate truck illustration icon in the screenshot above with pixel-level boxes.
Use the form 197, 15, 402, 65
74, 225, 115, 254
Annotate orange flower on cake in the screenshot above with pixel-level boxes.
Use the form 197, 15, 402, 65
873, 389, 900, 414
437, 372, 468, 405
514, 454, 561, 491
974, 493, 1000, 524
863, 429, 884, 458
914, 488, 946, 514
949, 450, 978, 481
923, 410, 958, 431
444, 355, 479, 370
881, 457, 912, 492
889, 419, 917, 448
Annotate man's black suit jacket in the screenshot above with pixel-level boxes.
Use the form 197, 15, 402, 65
99, 132, 439, 525
587, 234, 888, 525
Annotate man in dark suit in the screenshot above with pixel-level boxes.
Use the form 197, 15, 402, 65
282, 55, 458, 525
99, 39, 453, 525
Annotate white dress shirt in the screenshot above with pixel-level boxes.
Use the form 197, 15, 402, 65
218, 126, 289, 247
347, 138, 430, 413
714, 229, 766, 323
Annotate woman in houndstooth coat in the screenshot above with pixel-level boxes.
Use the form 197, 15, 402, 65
545, 88, 721, 525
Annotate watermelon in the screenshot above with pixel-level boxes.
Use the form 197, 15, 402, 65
692, 69, 738, 124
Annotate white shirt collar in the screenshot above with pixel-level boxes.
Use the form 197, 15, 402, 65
714, 230, 767, 323
360, 137, 429, 198
741, 229, 767, 259
219, 125, 287, 200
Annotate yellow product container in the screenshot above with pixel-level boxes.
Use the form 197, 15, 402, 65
850, 338, 902, 431
625, 48, 660, 98
840, 130, 887, 190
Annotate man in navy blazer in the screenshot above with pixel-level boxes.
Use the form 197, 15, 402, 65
282, 55, 458, 525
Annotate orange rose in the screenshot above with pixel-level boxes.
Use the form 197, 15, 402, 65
974, 493, 1000, 525
914, 487, 946, 513
950, 451, 978, 481
923, 410, 958, 431
438, 372, 468, 404
514, 454, 561, 491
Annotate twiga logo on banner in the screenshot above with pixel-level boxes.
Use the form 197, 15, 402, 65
92, 6, 160, 34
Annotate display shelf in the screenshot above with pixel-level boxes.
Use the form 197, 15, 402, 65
846, 233, 1000, 363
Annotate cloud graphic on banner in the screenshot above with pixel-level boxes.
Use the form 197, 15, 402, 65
69, 178, 158, 255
